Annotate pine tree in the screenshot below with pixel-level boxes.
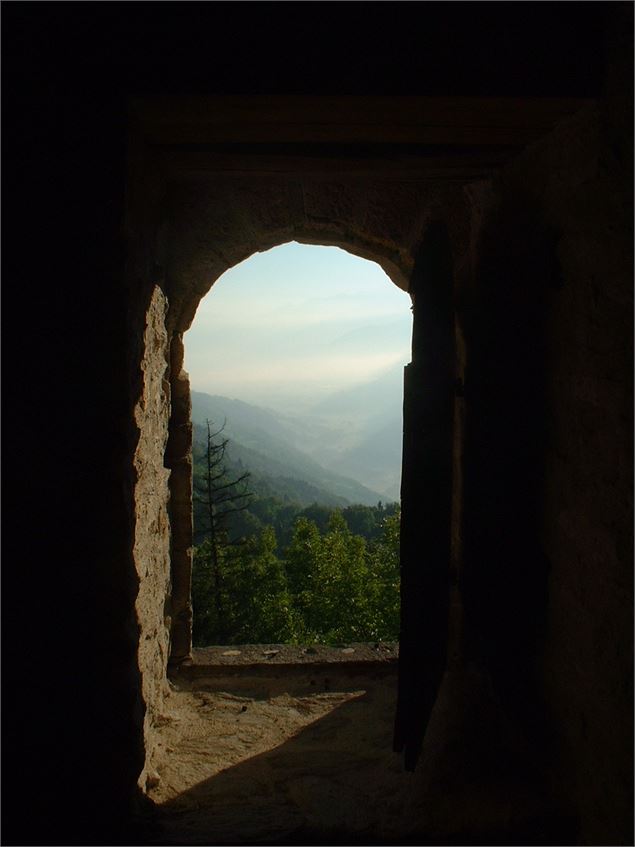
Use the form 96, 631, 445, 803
192, 419, 253, 642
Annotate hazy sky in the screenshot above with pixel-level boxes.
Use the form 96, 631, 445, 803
184, 242, 412, 410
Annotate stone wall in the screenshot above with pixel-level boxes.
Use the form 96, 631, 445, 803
132, 93, 632, 839
461, 100, 632, 843
133, 285, 173, 790
109, 164, 469, 810
165, 334, 194, 665
163, 176, 465, 334
528, 107, 632, 845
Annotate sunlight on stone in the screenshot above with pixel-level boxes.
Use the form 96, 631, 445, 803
149, 687, 367, 806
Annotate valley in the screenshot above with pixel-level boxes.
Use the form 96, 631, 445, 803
191, 364, 404, 507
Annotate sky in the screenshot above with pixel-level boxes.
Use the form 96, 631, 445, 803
184, 242, 412, 411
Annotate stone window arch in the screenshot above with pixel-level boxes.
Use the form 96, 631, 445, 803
128, 143, 465, 780
163, 224, 418, 667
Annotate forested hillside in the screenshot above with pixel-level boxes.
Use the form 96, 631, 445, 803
190, 414, 401, 647
192, 508, 400, 647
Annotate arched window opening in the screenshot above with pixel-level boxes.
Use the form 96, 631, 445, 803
183, 241, 412, 651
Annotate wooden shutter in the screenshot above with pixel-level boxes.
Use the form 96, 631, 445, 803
394, 222, 455, 770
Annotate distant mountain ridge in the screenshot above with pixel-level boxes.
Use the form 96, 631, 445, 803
191, 391, 387, 507
191, 363, 404, 506
302, 365, 404, 499
309, 364, 403, 419
192, 422, 350, 508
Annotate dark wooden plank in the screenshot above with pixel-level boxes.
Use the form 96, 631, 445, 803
394, 222, 455, 771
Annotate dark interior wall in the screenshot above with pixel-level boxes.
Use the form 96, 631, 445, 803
2, 51, 148, 847
4, 2, 608, 98
459, 18, 633, 842
2, 3, 628, 845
